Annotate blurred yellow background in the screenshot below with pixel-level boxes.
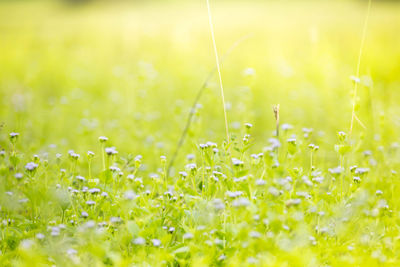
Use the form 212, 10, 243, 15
1, 0, 399, 157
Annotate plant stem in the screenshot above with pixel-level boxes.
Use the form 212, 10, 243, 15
349, 0, 372, 135
206, 0, 231, 156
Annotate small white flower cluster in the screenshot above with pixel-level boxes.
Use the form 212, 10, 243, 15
25, 162, 38, 171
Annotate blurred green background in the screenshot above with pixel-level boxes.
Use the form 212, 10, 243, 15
0, 0, 399, 168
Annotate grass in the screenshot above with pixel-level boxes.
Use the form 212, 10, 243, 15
1, 0, 400, 266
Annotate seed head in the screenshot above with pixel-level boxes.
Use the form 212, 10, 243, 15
285, 198, 301, 207
232, 197, 250, 207
160, 155, 166, 164
124, 190, 136, 200
213, 198, 225, 210
68, 151, 80, 160
308, 144, 319, 151
183, 232, 194, 240
9, 132, 19, 142
99, 136, 108, 143
281, 123, 293, 131
36, 233, 45, 240
227, 191, 243, 198
328, 167, 344, 175
337, 131, 347, 142
269, 138, 281, 150
109, 166, 121, 172
186, 154, 195, 161
255, 179, 266, 186
88, 188, 100, 194
133, 237, 146, 245
152, 239, 161, 247
199, 143, 207, 149
249, 231, 261, 239
244, 123, 253, 129
25, 162, 38, 171
85, 221, 96, 228
186, 163, 197, 171
232, 158, 244, 167
350, 75, 360, 83
105, 147, 118, 156
86, 200, 96, 206
76, 175, 86, 182
179, 171, 188, 178
110, 217, 122, 224
287, 138, 296, 145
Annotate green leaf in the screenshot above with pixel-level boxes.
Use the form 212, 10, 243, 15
173, 246, 190, 255
127, 221, 140, 236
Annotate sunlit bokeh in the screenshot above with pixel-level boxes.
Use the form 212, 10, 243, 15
1, 0, 400, 265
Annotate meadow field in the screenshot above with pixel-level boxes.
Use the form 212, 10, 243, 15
1, 0, 400, 266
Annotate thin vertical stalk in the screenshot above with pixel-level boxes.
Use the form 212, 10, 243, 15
206, 0, 230, 146
349, 0, 372, 135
